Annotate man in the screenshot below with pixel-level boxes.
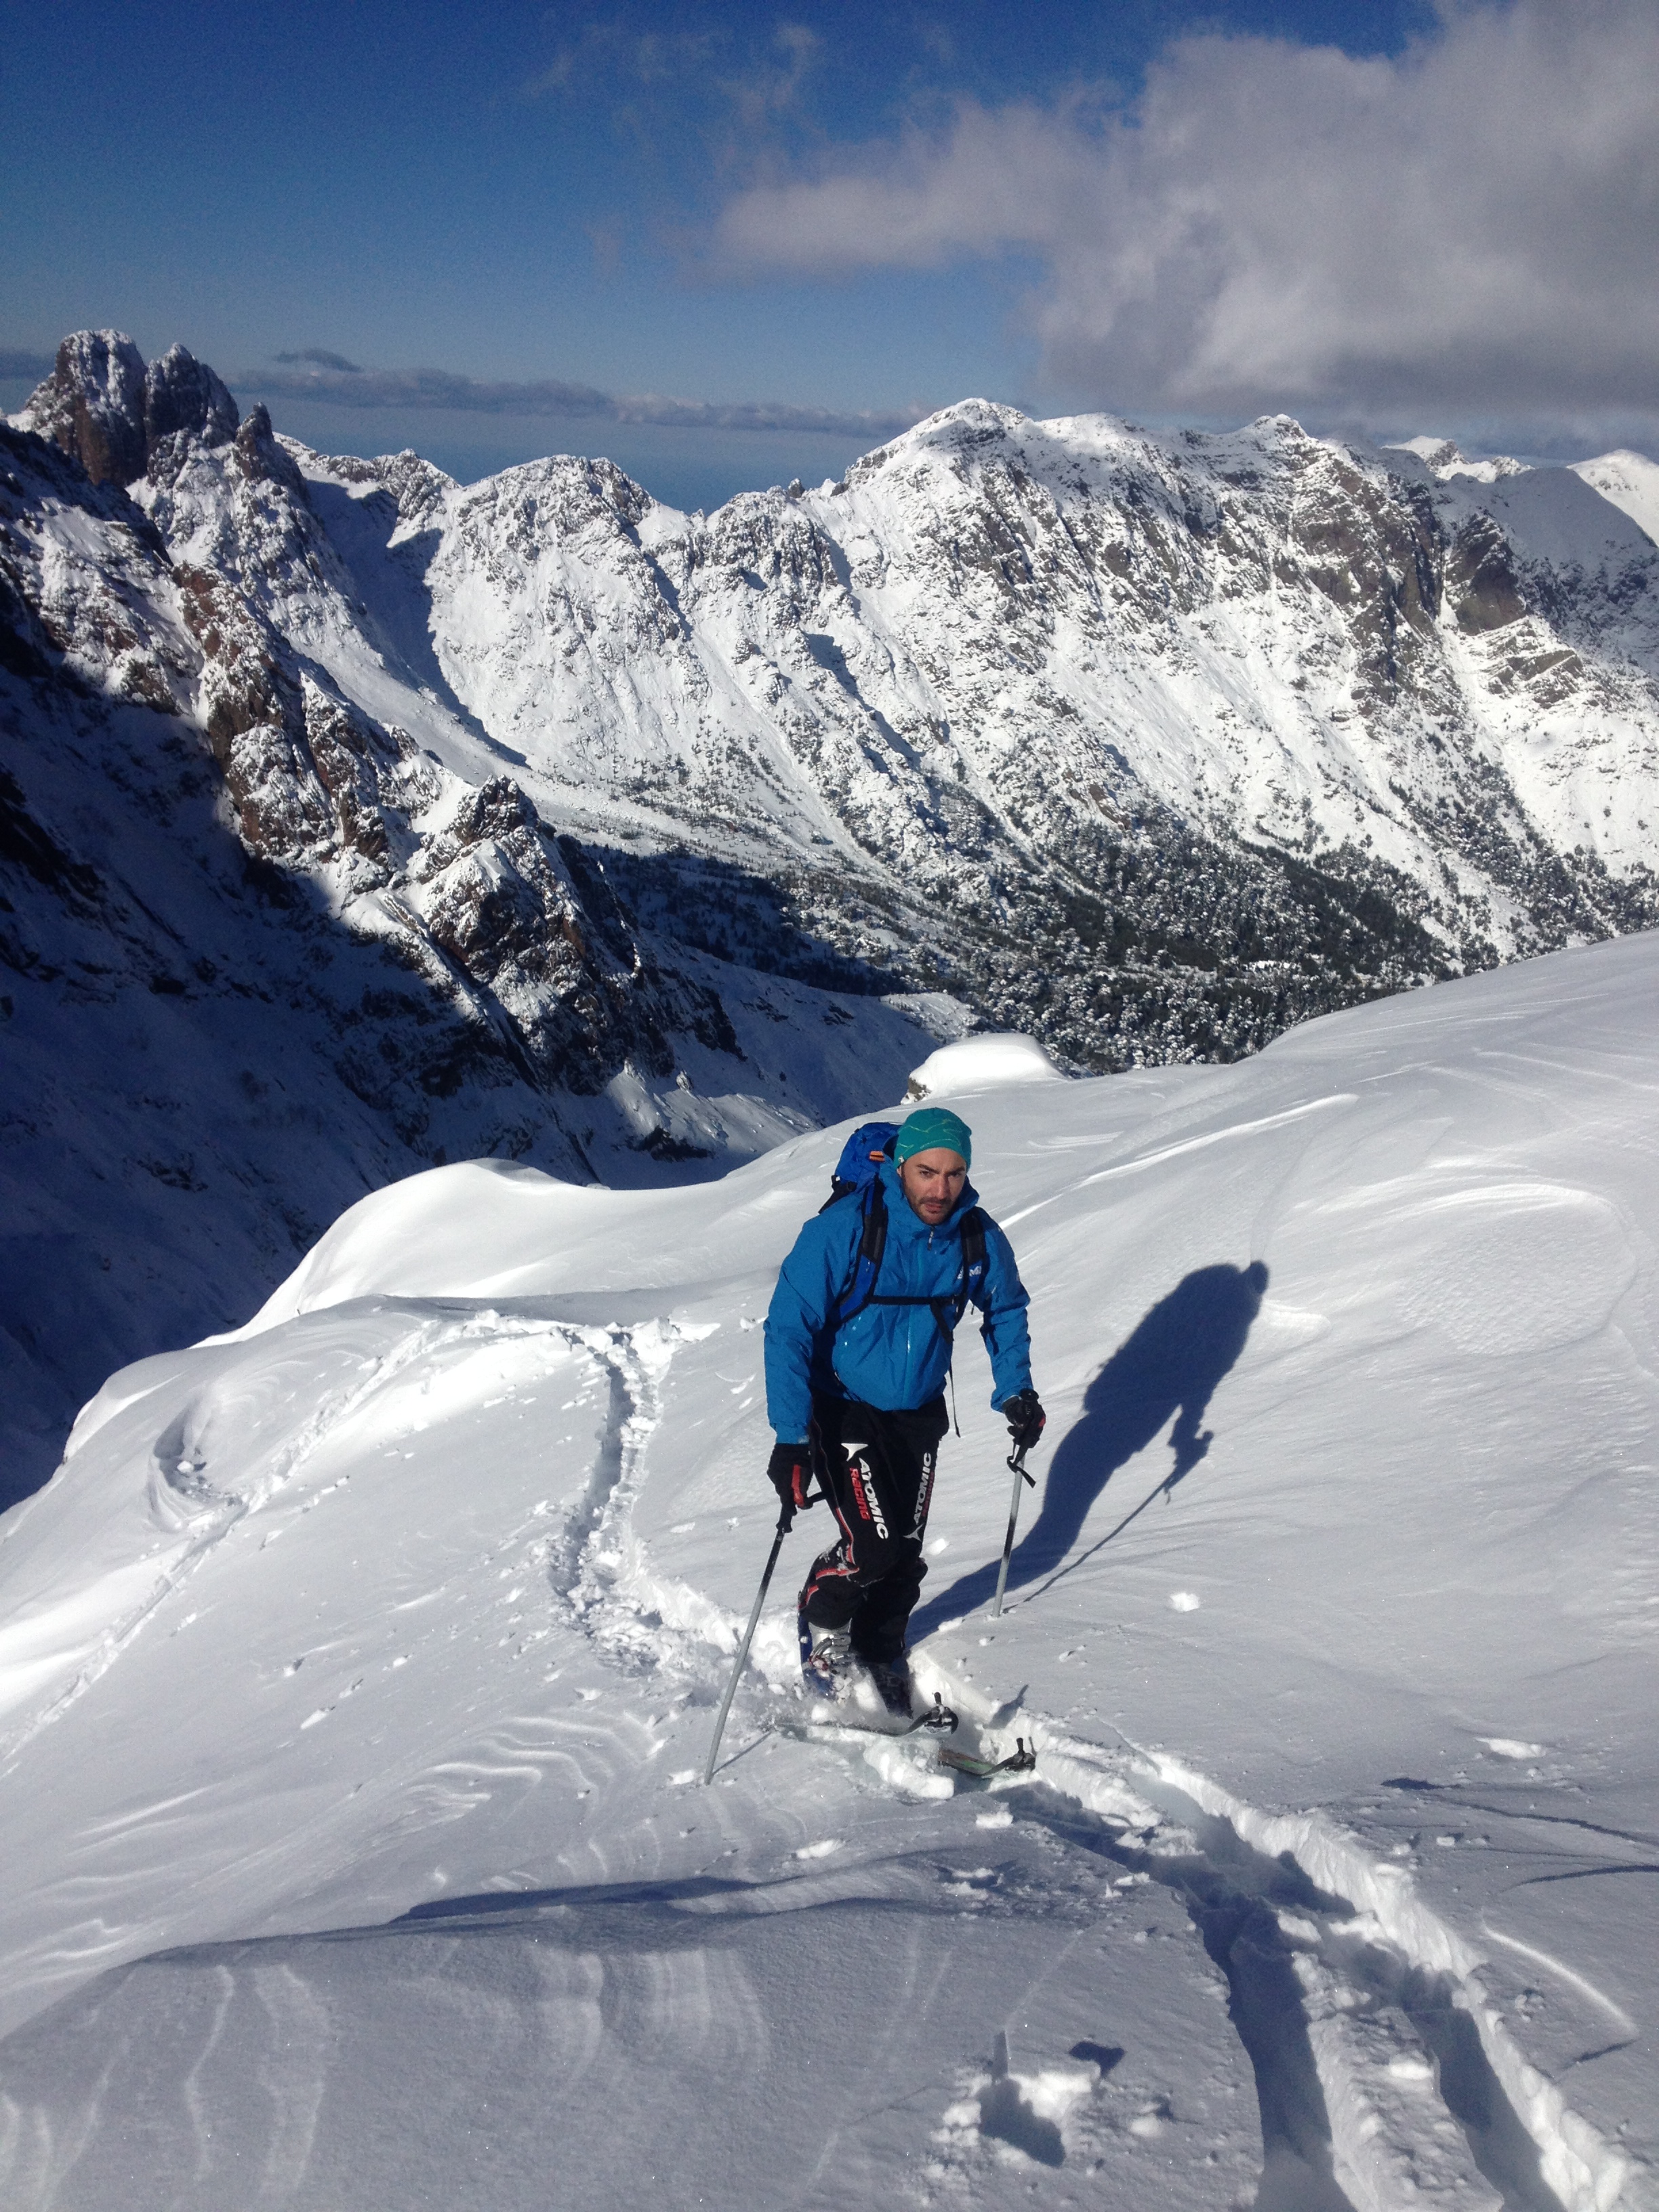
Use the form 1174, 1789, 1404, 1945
763, 1106, 1044, 1715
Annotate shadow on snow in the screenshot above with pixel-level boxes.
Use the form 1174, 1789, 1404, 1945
912, 1260, 1269, 1637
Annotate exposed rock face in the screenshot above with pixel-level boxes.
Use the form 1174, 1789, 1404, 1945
1447, 510, 1528, 634
18, 331, 148, 487
142, 342, 239, 464
0, 424, 186, 710
19, 330, 241, 491
232, 403, 306, 496
418, 777, 587, 989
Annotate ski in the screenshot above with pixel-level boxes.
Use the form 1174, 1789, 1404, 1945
939, 1737, 1037, 1779
776, 1689, 959, 1741
775, 1712, 1036, 1781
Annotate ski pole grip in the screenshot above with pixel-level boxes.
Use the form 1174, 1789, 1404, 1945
775, 1483, 827, 1538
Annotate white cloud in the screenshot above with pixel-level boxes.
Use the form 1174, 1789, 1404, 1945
711, 1, 1659, 434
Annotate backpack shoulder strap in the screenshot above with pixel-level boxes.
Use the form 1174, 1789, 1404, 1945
826, 1178, 888, 1330
928, 1206, 987, 1333
827, 1193, 986, 1341
959, 1208, 988, 1307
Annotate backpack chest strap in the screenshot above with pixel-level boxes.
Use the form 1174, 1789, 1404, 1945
828, 1195, 988, 1336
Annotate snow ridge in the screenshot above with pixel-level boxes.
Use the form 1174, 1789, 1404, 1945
1147, 1752, 1631, 2212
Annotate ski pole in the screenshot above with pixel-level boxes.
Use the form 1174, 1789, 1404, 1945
990, 1443, 1036, 1618
703, 1491, 816, 1784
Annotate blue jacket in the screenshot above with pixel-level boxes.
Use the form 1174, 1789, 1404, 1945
764, 1160, 1033, 1443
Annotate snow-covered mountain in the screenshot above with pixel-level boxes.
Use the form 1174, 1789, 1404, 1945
293, 398, 1659, 1002
1570, 449, 1659, 551
7, 329, 1659, 1499
255, 394, 1659, 1056
0, 337, 947, 1502
0, 935, 1652, 2207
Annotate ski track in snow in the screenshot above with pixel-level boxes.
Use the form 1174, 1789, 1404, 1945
8, 1288, 1610, 2208
0, 1309, 636, 1768
0, 1306, 1635, 2212
569, 1361, 1632, 2212
273, 1291, 1620, 2211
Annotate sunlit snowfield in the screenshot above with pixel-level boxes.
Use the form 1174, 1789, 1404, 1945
1, 935, 1654, 2209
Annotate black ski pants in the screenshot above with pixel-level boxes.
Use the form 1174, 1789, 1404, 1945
799, 1395, 949, 1662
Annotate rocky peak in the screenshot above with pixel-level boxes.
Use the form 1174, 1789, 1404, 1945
143, 344, 239, 459
233, 403, 307, 497
17, 332, 244, 492
293, 443, 456, 533
20, 330, 148, 487
1387, 435, 1530, 485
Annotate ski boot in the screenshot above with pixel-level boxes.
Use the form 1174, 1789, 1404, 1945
866, 1654, 914, 1718
799, 1614, 853, 1699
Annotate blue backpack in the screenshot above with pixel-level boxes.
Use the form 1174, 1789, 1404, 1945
819, 1121, 988, 1338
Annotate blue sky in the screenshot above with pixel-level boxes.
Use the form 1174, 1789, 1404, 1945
4, 1, 1653, 508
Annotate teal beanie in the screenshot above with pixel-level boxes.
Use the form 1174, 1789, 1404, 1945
893, 1107, 972, 1168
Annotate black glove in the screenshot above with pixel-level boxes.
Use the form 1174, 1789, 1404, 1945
1003, 1388, 1046, 1453
767, 1440, 813, 1516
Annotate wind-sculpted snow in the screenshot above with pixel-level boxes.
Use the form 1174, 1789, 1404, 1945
906, 1029, 1064, 1099
1, 941, 1655, 2207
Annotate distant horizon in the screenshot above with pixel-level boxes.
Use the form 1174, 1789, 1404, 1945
6, 336, 1646, 519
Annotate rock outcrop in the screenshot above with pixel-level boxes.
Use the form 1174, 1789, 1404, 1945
143, 343, 239, 462
18, 331, 241, 490
18, 331, 149, 487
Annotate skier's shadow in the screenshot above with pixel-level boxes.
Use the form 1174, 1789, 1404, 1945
912, 1261, 1268, 1635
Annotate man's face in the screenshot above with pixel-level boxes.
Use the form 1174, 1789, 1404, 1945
898, 1147, 967, 1225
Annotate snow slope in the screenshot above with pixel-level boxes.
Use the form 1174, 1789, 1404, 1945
1572, 453, 1659, 553
1, 933, 1655, 2209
